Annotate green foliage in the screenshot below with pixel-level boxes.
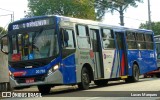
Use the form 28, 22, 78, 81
0, 27, 6, 36
95, 0, 143, 20
139, 22, 160, 35
27, 0, 96, 20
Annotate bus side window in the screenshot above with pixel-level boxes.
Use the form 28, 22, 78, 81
126, 31, 137, 49
145, 34, 154, 50
101, 28, 115, 49
76, 24, 90, 49
136, 33, 146, 49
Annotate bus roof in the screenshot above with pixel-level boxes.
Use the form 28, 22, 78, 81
9, 15, 153, 33
57, 15, 153, 33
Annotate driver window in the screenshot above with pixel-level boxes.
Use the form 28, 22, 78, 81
61, 29, 75, 48
61, 28, 75, 58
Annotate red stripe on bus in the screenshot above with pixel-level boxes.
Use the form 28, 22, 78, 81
121, 53, 125, 76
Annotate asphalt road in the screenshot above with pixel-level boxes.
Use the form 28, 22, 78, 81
2, 78, 160, 100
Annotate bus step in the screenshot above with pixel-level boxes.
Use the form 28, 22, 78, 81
120, 76, 128, 79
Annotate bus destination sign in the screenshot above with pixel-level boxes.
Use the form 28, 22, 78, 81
12, 19, 50, 30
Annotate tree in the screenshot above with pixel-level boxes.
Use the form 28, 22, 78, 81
0, 26, 6, 36
27, 0, 96, 20
139, 22, 160, 35
95, 0, 143, 26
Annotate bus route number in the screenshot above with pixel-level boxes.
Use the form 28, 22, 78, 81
36, 69, 46, 74
13, 25, 19, 30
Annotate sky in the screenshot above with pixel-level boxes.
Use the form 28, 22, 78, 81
103, 0, 160, 28
0, 0, 160, 29
0, 0, 28, 28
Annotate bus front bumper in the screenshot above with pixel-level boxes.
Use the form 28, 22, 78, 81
9, 70, 63, 88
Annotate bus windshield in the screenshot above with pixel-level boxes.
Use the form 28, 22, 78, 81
9, 28, 59, 61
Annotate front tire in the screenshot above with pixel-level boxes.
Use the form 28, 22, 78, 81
38, 85, 51, 94
78, 67, 90, 90
125, 64, 139, 83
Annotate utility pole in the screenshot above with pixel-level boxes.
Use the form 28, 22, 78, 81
148, 0, 152, 30
0, 8, 14, 22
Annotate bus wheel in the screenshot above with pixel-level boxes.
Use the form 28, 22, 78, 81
78, 67, 90, 90
94, 80, 108, 87
125, 64, 139, 83
38, 85, 51, 94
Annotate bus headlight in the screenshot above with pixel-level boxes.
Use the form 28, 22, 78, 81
9, 71, 14, 79
47, 64, 59, 76
53, 65, 59, 71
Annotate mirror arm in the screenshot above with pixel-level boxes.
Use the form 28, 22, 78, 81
0, 34, 9, 55
1, 49, 8, 55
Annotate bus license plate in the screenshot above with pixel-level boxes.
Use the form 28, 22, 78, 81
26, 78, 35, 83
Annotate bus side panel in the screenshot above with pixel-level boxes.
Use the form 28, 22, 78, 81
109, 50, 120, 78
103, 49, 128, 79
75, 50, 95, 82
140, 50, 149, 73
144, 50, 157, 73
127, 50, 139, 76
103, 50, 118, 79
61, 54, 76, 84
114, 50, 120, 78
128, 50, 157, 76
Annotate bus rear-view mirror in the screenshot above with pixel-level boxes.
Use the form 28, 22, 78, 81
0, 35, 8, 54
61, 29, 69, 47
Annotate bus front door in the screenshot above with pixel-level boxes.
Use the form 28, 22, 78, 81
90, 29, 104, 79
114, 31, 128, 77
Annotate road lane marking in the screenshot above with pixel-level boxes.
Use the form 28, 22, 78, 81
85, 97, 101, 100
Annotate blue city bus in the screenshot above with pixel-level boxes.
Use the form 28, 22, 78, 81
0, 15, 157, 94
